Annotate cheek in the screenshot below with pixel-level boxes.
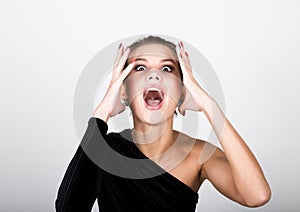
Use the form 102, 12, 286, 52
163, 78, 182, 102
124, 74, 144, 100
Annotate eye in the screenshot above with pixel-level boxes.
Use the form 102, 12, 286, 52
161, 65, 174, 72
135, 65, 147, 71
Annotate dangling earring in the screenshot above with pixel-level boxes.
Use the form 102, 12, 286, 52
121, 98, 129, 106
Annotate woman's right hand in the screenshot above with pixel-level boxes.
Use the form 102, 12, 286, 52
93, 44, 135, 122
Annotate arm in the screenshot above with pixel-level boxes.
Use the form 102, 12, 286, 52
201, 99, 271, 207
56, 44, 135, 211
176, 42, 271, 207
55, 118, 104, 212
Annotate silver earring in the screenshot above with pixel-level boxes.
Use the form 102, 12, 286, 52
121, 98, 129, 106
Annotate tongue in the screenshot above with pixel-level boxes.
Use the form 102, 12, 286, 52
144, 91, 163, 107
146, 98, 161, 106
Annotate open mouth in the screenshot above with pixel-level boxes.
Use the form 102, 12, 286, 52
143, 87, 164, 110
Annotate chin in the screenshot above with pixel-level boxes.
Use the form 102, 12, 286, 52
133, 106, 176, 127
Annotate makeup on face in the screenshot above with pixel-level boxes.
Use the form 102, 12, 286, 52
133, 58, 177, 74
124, 44, 182, 116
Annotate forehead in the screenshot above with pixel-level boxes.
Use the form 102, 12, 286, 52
129, 43, 177, 60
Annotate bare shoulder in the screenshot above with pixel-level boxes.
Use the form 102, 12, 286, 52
169, 131, 225, 190
179, 132, 227, 172
176, 131, 224, 164
192, 139, 229, 182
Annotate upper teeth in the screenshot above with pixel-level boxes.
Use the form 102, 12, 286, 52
147, 88, 160, 92
145, 88, 163, 97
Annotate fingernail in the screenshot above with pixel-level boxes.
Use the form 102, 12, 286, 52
131, 58, 136, 63
118, 43, 122, 49
185, 51, 189, 57
180, 41, 184, 47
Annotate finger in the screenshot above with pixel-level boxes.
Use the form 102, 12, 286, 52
112, 43, 124, 75
183, 51, 191, 67
178, 42, 188, 59
177, 45, 191, 75
177, 45, 192, 75
115, 47, 131, 76
179, 41, 191, 65
178, 41, 186, 57
177, 42, 189, 64
176, 45, 184, 64
179, 41, 185, 52
119, 60, 136, 81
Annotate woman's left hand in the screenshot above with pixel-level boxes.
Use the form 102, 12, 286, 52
176, 41, 213, 116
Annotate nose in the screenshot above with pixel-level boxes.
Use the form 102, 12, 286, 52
147, 71, 160, 81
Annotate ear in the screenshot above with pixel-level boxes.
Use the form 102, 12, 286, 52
120, 84, 128, 100
178, 86, 186, 107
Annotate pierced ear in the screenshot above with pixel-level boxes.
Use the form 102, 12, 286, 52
179, 86, 186, 105
120, 84, 129, 106
120, 84, 128, 100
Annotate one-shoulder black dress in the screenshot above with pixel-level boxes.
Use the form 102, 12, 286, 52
55, 117, 199, 212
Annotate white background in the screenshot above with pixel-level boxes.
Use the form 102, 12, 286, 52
1, 0, 299, 211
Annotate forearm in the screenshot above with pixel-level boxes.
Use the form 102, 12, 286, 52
56, 118, 105, 211
56, 146, 102, 212
203, 98, 271, 205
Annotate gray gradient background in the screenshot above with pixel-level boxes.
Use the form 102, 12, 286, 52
1, 0, 299, 211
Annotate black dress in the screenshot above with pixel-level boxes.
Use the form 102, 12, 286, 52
55, 117, 199, 212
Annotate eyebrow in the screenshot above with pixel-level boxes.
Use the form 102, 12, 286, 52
134, 57, 177, 65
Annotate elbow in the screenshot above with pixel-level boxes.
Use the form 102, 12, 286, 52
244, 188, 272, 208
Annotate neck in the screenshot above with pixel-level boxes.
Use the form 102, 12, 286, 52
131, 116, 177, 159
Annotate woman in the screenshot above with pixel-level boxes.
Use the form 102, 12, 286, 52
56, 36, 271, 211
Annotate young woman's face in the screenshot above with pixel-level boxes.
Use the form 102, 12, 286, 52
123, 43, 183, 125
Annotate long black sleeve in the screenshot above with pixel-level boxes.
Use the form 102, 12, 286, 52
55, 117, 199, 211
55, 118, 107, 212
